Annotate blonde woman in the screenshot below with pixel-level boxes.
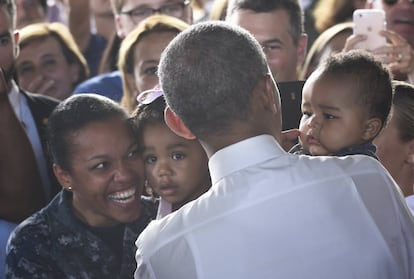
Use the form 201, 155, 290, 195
375, 81, 414, 214
118, 15, 189, 113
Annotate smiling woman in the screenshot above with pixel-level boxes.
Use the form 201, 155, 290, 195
5, 94, 157, 278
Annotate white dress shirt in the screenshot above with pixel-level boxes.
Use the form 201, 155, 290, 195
135, 135, 414, 279
406, 195, 414, 216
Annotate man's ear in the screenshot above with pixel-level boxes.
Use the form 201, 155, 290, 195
262, 73, 279, 114
53, 164, 72, 191
164, 106, 196, 140
362, 118, 382, 141
296, 34, 308, 68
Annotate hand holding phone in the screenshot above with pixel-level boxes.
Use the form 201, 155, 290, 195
353, 9, 387, 51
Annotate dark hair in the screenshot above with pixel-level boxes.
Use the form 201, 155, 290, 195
47, 94, 128, 171
227, 0, 304, 45
0, 0, 16, 28
130, 97, 166, 141
391, 81, 414, 142
158, 21, 268, 139
319, 50, 392, 128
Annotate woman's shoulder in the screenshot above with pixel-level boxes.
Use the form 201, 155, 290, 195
5, 210, 57, 277
7, 209, 53, 252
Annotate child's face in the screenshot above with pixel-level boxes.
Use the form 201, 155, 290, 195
142, 123, 210, 210
299, 76, 370, 156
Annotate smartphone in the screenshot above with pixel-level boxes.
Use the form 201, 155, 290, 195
353, 9, 386, 51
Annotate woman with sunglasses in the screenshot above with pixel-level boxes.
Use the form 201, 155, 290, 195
345, 0, 414, 83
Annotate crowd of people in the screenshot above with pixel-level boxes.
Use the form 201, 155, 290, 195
1, 0, 414, 278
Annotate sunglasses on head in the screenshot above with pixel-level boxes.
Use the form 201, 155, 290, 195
384, 0, 414, 5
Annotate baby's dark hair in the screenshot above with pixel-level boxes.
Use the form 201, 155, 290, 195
130, 97, 167, 140
319, 50, 392, 128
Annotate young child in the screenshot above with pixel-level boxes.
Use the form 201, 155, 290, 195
290, 50, 393, 158
131, 87, 211, 219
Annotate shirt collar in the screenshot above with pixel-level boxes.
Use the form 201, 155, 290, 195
208, 134, 285, 184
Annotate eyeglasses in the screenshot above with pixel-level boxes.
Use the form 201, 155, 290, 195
383, 0, 414, 5
137, 87, 164, 105
120, 0, 191, 23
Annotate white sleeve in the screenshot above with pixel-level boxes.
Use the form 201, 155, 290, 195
135, 238, 156, 279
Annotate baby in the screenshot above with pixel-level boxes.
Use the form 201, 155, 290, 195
291, 50, 393, 158
130, 87, 211, 219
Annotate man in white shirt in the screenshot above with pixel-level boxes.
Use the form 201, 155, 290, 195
135, 21, 414, 279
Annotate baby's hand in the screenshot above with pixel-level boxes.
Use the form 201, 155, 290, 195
281, 129, 300, 152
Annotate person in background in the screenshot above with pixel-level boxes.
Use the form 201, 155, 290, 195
118, 15, 189, 113
65, 0, 113, 77
291, 50, 392, 158
374, 80, 414, 214
345, 0, 414, 83
15, 0, 47, 28
300, 22, 353, 79
313, 0, 365, 34
6, 94, 157, 278
226, 0, 307, 82
73, 0, 193, 101
16, 22, 89, 100
12, 0, 107, 78
134, 21, 414, 279
0, 0, 61, 276
90, 0, 115, 43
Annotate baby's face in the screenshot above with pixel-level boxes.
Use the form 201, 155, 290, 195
299, 76, 370, 156
142, 122, 210, 210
